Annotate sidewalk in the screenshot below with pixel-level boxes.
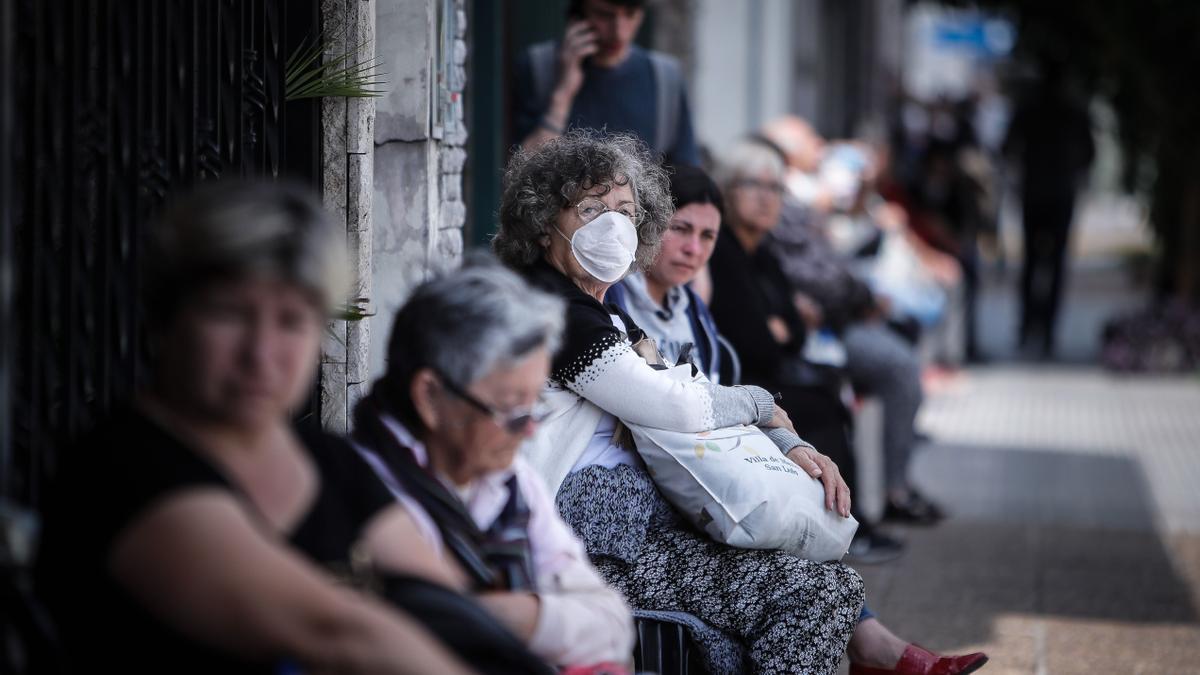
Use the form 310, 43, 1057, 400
845, 220, 1200, 673
851, 365, 1200, 674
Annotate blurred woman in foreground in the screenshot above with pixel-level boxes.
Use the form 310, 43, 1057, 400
36, 181, 468, 674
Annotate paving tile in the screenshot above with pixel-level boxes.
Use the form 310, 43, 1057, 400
1042, 618, 1200, 675
848, 342, 1200, 673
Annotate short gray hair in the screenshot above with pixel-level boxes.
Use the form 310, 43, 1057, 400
144, 180, 348, 325
493, 129, 673, 272
714, 139, 786, 191
359, 254, 565, 430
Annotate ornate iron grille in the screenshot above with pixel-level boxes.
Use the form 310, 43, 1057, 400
3, 0, 322, 509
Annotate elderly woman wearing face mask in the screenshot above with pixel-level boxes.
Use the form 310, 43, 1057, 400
34, 181, 470, 675
351, 260, 636, 671
492, 130, 865, 675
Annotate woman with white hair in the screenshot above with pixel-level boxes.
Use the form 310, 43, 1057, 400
493, 129, 866, 675
747, 122, 947, 527
352, 258, 636, 671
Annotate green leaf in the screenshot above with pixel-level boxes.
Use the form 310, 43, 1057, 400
333, 299, 375, 322
285, 29, 387, 101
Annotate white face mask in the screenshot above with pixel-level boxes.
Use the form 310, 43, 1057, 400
555, 210, 639, 283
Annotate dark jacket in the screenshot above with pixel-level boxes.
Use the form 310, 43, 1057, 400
708, 228, 808, 391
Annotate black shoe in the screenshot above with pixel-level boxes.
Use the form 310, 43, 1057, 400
845, 527, 905, 565
883, 490, 945, 525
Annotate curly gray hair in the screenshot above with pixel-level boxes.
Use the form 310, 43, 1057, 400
493, 129, 672, 271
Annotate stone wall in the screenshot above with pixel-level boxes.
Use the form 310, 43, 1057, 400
319, 0, 467, 432
320, 0, 376, 434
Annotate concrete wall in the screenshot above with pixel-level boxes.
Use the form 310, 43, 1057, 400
320, 0, 376, 434
320, 0, 467, 433
691, 0, 793, 158
689, 0, 904, 155
368, 0, 468, 384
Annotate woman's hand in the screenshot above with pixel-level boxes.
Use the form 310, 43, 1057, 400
793, 292, 824, 331
785, 445, 852, 518
764, 404, 796, 434
766, 316, 792, 345
362, 505, 470, 592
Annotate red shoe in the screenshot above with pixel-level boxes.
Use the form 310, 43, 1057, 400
849, 644, 988, 675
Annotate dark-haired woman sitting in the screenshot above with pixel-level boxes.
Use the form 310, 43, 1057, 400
614, 162, 989, 675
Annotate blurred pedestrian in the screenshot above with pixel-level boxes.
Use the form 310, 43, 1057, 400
1004, 62, 1095, 357
511, 0, 699, 165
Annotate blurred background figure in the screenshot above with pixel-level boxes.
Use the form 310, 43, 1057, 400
749, 122, 947, 527
1003, 61, 1095, 358
512, 0, 699, 165
704, 138, 913, 565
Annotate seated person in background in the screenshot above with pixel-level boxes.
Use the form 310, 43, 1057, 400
806, 132, 964, 362
628, 164, 987, 675
495, 129, 864, 675
352, 260, 636, 671
705, 141, 907, 556
35, 181, 469, 674
754, 119, 946, 526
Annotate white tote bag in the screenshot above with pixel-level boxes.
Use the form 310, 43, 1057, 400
627, 364, 858, 562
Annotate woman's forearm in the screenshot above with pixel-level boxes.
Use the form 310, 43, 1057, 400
299, 590, 473, 675
109, 493, 470, 675
569, 347, 774, 432
520, 91, 574, 152
476, 591, 541, 643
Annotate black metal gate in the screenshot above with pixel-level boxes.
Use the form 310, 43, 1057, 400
1, 0, 323, 511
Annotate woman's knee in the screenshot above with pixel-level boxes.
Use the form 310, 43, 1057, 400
879, 356, 923, 406
825, 562, 866, 616
843, 564, 867, 608
775, 559, 865, 615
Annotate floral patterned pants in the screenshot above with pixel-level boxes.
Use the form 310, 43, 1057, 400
558, 465, 865, 675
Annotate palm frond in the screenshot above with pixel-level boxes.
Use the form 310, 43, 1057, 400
286, 33, 387, 101
333, 297, 375, 323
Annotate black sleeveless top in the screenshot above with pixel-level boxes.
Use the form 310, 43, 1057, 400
36, 407, 395, 674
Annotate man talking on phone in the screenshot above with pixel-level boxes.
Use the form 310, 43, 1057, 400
512, 0, 700, 166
